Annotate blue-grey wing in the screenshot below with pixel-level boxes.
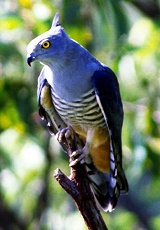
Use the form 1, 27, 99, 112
91, 67, 128, 210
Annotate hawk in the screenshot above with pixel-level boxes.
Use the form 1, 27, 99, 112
27, 13, 128, 212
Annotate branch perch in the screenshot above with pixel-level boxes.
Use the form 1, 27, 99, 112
53, 134, 108, 230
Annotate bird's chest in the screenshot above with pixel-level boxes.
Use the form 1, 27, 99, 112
51, 88, 105, 129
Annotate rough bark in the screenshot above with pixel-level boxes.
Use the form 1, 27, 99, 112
53, 135, 108, 230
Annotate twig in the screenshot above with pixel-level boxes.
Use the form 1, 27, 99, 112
53, 135, 108, 230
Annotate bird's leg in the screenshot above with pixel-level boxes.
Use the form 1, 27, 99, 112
69, 145, 89, 167
56, 126, 90, 167
69, 127, 111, 172
69, 128, 99, 167
56, 125, 74, 143
69, 127, 98, 167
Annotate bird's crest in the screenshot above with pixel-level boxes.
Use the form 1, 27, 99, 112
51, 13, 61, 28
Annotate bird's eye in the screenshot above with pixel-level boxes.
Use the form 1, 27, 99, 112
41, 40, 51, 49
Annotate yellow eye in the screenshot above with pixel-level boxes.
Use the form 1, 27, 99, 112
41, 40, 51, 49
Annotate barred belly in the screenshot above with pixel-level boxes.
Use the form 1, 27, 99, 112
51, 89, 106, 129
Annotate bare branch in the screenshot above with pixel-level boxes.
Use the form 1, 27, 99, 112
53, 135, 108, 230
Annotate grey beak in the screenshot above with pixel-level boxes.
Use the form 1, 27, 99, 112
27, 55, 35, 66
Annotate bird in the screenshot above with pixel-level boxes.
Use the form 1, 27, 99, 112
27, 13, 128, 212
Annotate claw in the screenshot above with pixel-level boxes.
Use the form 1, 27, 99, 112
56, 126, 73, 142
56, 126, 88, 167
69, 159, 79, 167
70, 149, 82, 158
69, 149, 86, 167
65, 126, 73, 139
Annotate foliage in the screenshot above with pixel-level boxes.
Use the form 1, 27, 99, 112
0, 0, 160, 229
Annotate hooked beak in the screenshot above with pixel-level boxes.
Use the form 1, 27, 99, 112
27, 54, 36, 66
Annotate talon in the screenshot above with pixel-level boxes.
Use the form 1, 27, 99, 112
65, 126, 73, 139
70, 149, 82, 158
69, 159, 79, 167
69, 149, 86, 167
56, 130, 65, 142
56, 126, 73, 142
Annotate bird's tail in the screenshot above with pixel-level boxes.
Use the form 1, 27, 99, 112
85, 151, 128, 212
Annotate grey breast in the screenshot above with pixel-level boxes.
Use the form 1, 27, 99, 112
51, 88, 106, 128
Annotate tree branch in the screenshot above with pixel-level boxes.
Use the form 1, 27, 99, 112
53, 135, 108, 230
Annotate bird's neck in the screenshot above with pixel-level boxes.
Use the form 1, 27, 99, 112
48, 41, 99, 78
44, 41, 100, 101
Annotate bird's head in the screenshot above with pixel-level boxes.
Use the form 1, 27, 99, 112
27, 13, 69, 66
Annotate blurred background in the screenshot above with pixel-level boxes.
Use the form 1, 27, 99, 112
0, 0, 160, 229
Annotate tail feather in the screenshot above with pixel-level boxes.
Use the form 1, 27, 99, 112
85, 149, 128, 212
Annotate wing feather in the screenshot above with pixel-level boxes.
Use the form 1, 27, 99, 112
91, 67, 128, 211
37, 67, 67, 151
